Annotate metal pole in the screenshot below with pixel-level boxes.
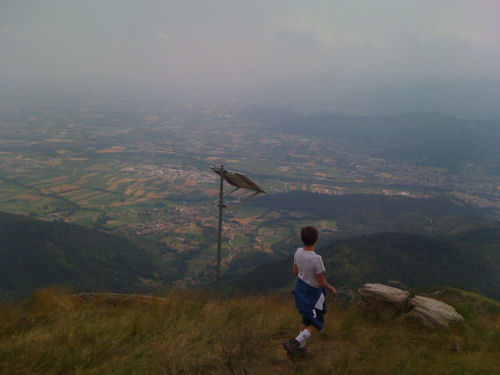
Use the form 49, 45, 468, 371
216, 163, 224, 295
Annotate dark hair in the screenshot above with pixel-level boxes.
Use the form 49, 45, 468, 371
301, 226, 319, 246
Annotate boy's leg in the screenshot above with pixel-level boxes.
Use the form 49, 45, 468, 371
306, 325, 318, 334
299, 317, 311, 344
295, 325, 317, 347
299, 323, 307, 347
287, 325, 317, 361
297, 316, 318, 346
284, 314, 322, 361
283, 319, 309, 359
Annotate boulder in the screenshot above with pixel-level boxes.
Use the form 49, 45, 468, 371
358, 283, 409, 320
407, 295, 464, 328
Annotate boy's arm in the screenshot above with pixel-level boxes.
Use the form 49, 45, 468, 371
293, 263, 298, 276
316, 272, 337, 296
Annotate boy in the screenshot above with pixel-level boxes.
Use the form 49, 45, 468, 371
283, 226, 337, 361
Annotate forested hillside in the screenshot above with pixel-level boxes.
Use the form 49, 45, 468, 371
0, 212, 178, 299
251, 191, 491, 237
225, 231, 500, 300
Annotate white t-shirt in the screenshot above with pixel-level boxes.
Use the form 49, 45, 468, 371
294, 247, 326, 288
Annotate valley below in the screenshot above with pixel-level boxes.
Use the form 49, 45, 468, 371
0, 93, 499, 297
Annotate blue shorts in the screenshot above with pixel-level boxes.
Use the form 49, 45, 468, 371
301, 308, 325, 331
293, 278, 327, 331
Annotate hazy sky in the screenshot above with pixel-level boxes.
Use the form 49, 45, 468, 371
1, 0, 499, 93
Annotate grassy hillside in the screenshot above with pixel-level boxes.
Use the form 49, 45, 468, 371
0, 211, 179, 300
225, 232, 500, 300
0, 287, 499, 374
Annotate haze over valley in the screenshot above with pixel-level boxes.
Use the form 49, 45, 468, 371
0, 89, 499, 294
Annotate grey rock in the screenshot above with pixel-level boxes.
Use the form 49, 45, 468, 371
358, 283, 409, 306
358, 283, 410, 320
407, 295, 465, 328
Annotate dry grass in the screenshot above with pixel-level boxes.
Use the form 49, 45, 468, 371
0, 287, 499, 375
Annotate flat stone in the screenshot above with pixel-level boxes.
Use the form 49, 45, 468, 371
358, 283, 409, 308
407, 295, 465, 328
358, 283, 410, 320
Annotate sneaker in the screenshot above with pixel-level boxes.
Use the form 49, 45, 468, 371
283, 339, 300, 361
296, 347, 314, 361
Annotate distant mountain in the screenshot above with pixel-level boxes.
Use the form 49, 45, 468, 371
0, 211, 177, 300
224, 231, 500, 301
240, 78, 500, 119
239, 109, 500, 169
